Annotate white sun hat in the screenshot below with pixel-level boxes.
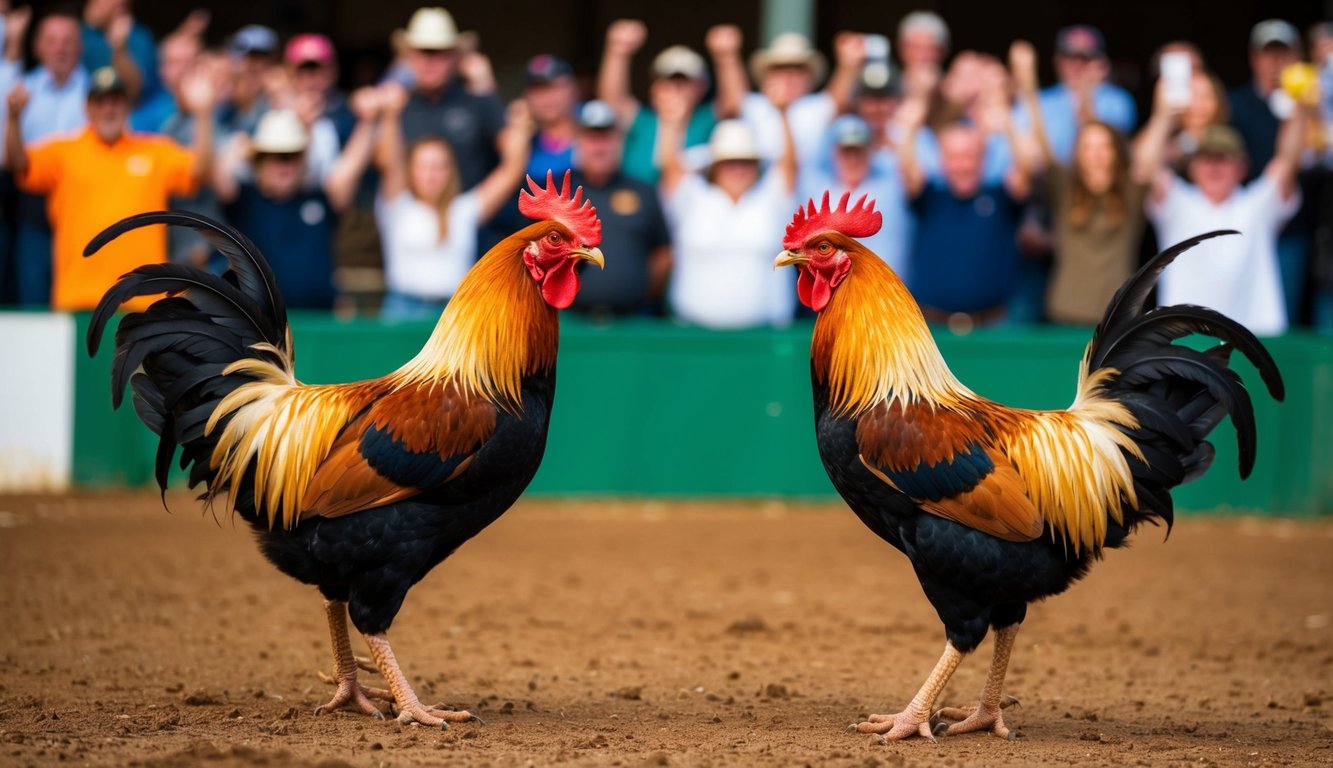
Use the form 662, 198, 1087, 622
749, 32, 827, 84
252, 109, 310, 154
402, 7, 459, 50
708, 119, 760, 163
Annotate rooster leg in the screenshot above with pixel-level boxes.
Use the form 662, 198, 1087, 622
363, 632, 483, 728
851, 641, 964, 741
313, 600, 393, 718
933, 623, 1020, 739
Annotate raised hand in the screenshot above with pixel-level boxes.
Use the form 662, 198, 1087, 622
178, 64, 217, 115
1008, 40, 1038, 96
606, 19, 646, 56
498, 98, 535, 158
107, 12, 132, 51
175, 8, 209, 41
6, 81, 28, 115
376, 81, 409, 116
834, 31, 866, 69
705, 24, 742, 58
5, 5, 31, 48
349, 85, 382, 122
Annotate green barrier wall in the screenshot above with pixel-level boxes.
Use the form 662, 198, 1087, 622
73, 313, 1333, 515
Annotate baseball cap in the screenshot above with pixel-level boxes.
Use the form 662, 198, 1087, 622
1055, 25, 1106, 58
402, 7, 459, 50
87, 66, 127, 97
286, 33, 335, 66
858, 64, 901, 98
832, 114, 872, 148
253, 109, 310, 154
709, 119, 759, 163
1249, 19, 1300, 50
524, 54, 574, 85
229, 24, 278, 57
652, 45, 707, 80
1193, 125, 1246, 160
578, 100, 618, 130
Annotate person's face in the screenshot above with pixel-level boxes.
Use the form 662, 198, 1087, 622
834, 144, 871, 184
712, 158, 759, 198
35, 16, 81, 81
898, 30, 944, 70
409, 142, 452, 201
649, 75, 705, 111
409, 47, 458, 92
159, 36, 199, 95
1074, 124, 1117, 192
525, 77, 578, 126
256, 152, 305, 198
857, 94, 897, 132
575, 128, 621, 177
1250, 44, 1297, 94
86, 93, 129, 142
1181, 72, 1220, 132
293, 61, 336, 96
1188, 153, 1246, 202
939, 126, 984, 198
1054, 52, 1108, 88
761, 65, 814, 105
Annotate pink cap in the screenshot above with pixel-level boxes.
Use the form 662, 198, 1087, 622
285, 33, 335, 66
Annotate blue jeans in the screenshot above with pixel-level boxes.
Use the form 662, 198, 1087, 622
380, 291, 447, 323
14, 220, 53, 307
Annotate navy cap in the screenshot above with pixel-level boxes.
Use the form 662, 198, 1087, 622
832, 114, 872, 147
230, 24, 278, 57
525, 54, 574, 85
87, 66, 128, 97
578, 99, 618, 130
1056, 25, 1106, 58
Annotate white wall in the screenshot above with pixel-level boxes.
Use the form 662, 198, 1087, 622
0, 313, 74, 491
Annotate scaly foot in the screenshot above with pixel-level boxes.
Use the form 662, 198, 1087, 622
933, 697, 1018, 740
849, 709, 935, 741
315, 677, 393, 719
393, 701, 484, 728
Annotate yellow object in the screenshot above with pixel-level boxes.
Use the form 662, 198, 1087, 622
1280, 62, 1320, 105
19, 129, 197, 311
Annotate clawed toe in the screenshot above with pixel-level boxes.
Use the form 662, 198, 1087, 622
852, 711, 935, 741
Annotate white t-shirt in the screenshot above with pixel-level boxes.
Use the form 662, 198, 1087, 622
665, 170, 796, 329
375, 189, 483, 299
741, 91, 835, 169
1146, 174, 1298, 336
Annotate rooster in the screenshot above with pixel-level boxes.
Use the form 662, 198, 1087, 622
85, 171, 604, 727
774, 192, 1283, 741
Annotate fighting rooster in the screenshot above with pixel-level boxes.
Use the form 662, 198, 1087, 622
86, 171, 604, 727
774, 193, 1283, 741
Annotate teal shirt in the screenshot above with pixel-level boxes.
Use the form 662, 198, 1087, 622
622, 103, 715, 186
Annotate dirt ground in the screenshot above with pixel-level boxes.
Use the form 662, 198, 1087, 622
1, 492, 1331, 768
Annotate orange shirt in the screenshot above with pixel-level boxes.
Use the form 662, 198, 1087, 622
19, 128, 197, 311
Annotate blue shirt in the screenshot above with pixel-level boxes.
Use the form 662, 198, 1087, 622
224, 183, 337, 309
911, 127, 1014, 187
0, 63, 89, 144
1012, 82, 1137, 163
527, 130, 575, 181
908, 182, 1023, 313
130, 89, 176, 133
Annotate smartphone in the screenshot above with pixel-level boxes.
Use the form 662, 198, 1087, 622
1161, 51, 1192, 108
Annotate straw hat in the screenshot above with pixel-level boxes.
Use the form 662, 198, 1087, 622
402, 7, 459, 51
709, 119, 760, 163
252, 109, 310, 154
653, 45, 707, 80
749, 32, 826, 84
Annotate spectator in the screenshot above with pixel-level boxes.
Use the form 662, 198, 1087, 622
397, 7, 504, 191
800, 114, 912, 279
1013, 40, 1154, 326
287, 33, 354, 145
130, 29, 199, 133
0, 7, 89, 306
159, 51, 226, 270
214, 103, 378, 310
722, 28, 862, 167
374, 84, 533, 321
1142, 108, 1309, 335
598, 18, 715, 185
5, 65, 215, 311
218, 24, 278, 137
522, 54, 578, 180
898, 82, 1033, 330
1011, 25, 1136, 164
567, 99, 672, 317
1310, 22, 1333, 333
79, 0, 154, 104
1162, 69, 1230, 173
896, 11, 949, 101
659, 87, 797, 329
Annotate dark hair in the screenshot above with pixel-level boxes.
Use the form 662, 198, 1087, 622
1068, 121, 1130, 230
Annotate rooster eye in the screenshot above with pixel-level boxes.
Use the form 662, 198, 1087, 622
817, 242, 833, 255
547, 232, 561, 244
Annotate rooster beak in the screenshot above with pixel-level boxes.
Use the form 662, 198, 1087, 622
572, 246, 605, 270
774, 250, 808, 268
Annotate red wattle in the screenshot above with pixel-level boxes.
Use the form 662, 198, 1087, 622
541, 260, 580, 309
797, 268, 832, 312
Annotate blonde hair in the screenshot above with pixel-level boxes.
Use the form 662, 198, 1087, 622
407, 136, 462, 242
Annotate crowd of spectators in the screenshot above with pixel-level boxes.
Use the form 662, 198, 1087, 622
0, 4, 1331, 336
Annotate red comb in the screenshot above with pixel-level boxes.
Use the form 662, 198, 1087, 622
782, 191, 882, 250
518, 170, 602, 247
